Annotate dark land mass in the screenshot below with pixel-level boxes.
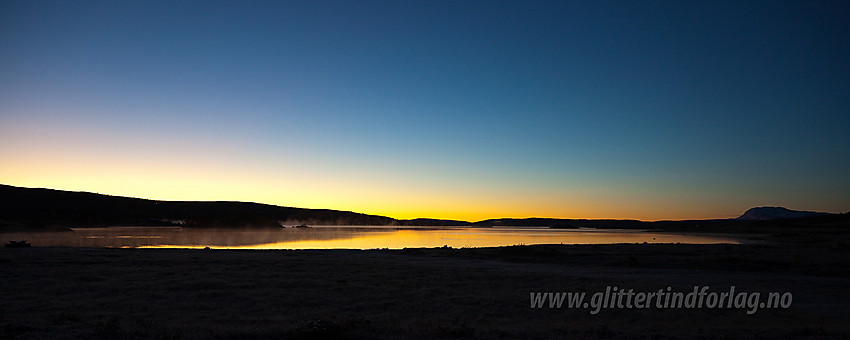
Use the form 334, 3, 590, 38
2, 232, 849, 339
2, 184, 846, 235
0, 184, 394, 230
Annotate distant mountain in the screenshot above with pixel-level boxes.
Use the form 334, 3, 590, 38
736, 206, 831, 221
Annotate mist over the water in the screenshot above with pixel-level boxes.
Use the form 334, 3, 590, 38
0, 226, 744, 249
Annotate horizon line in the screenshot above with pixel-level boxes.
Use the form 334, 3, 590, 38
5, 183, 840, 223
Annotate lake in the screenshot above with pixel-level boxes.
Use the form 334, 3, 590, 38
1, 226, 745, 249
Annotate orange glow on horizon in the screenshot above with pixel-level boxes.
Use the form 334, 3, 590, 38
0, 129, 757, 222
0, 175, 742, 222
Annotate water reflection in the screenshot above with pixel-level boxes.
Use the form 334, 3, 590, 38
0, 226, 744, 249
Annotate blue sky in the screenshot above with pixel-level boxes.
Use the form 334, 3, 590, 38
1, 0, 848, 220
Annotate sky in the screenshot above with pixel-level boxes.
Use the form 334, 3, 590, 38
1, 0, 848, 221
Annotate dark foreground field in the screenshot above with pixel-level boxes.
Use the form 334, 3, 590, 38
2, 240, 849, 339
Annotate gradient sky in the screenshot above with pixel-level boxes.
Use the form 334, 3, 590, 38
1, 0, 848, 221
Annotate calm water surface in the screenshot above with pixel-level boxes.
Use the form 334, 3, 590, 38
1, 226, 745, 249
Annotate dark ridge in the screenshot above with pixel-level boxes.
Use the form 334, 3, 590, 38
1, 184, 844, 233
0, 184, 394, 230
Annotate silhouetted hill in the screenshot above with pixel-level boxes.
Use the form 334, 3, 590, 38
736, 206, 831, 221
0, 184, 394, 230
